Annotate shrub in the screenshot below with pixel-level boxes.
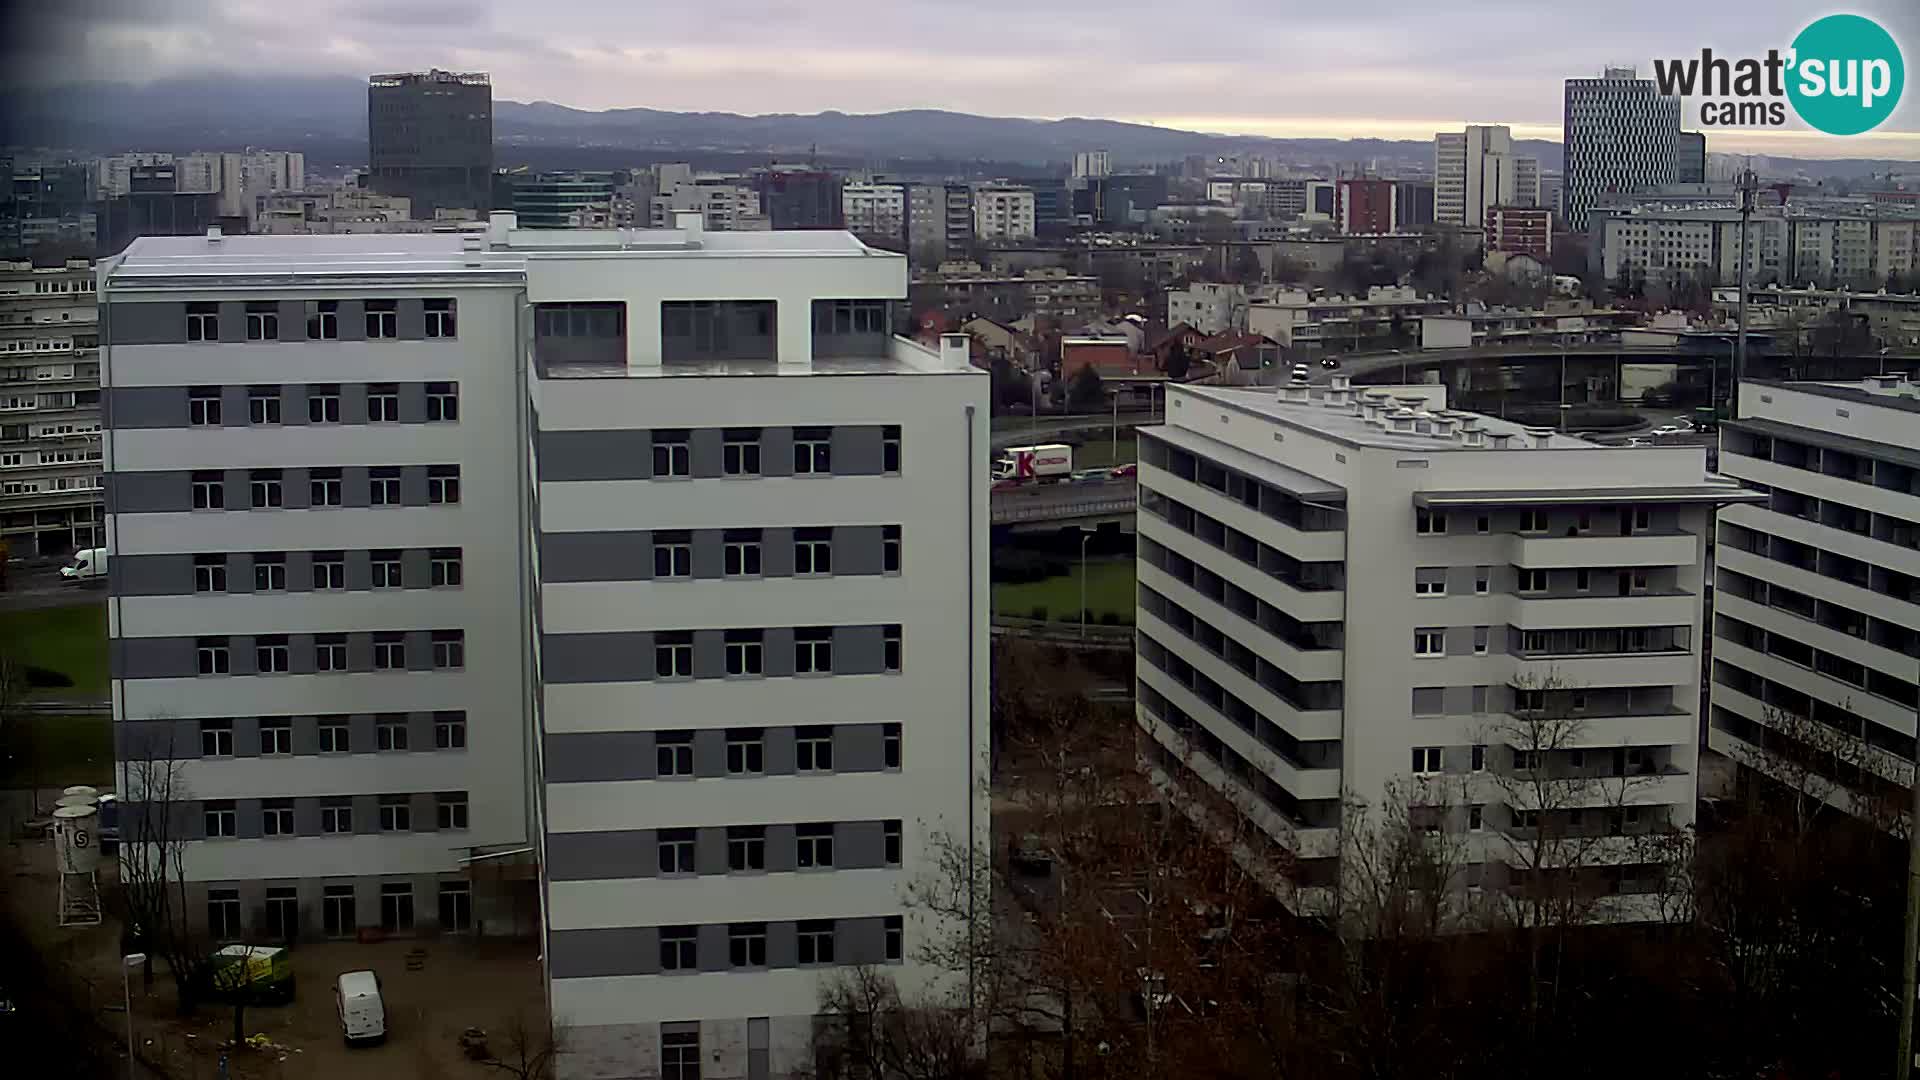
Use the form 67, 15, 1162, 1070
1099, 612, 1122, 626
23, 666, 73, 689
1029, 606, 1049, 622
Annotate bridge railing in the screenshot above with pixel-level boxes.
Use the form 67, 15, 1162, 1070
990, 496, 1137, 524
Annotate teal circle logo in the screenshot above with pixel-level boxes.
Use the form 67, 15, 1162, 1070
1787, 14, 1904, 135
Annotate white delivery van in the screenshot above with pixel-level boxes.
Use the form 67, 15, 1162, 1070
59, 547, 107, 584
335, 970, 386, 1045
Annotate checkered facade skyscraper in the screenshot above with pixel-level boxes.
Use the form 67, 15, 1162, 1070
1563, 68, 1681, 231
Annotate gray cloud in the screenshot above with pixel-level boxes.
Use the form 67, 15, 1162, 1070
4, 0, 1916, 155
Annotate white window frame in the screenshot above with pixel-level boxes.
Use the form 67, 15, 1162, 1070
370, 554, 402, 589
319, 719, 349, 753
307, 388, 340, 423
1519, 509, 1549, 534
427, 467, 460, 505
313, 556, 346, 590
796, 824, 835, 869
247, 388, 280, 425
796, 728, 834, 772
194, 557, 226, 593
1411, 746, 1443, 775
795, 629, 833, 674
722, 433, 761, 476
794, 532, 833, 576
188, 390, 221, 426
262, 802, 294, 836
653, 539, 691, 579
652, 435, 691, 478
426, 382, 458, 421
1415, 509, 1446, 535
723, 539, 761, 577
378, 799, 411, 832
793, 434, 831, 475
310, 472, 343, 506
656, 735, 694, 777
435, 714, 467, 749
201, 720, 234, 757
320, 804, 352, 833
1518, 569, 1549, 594
1413, 629, 1445, 657
367, 387, 400, 422
725, 635, 763, 677
655, 637, 693, 678
259, 718, 292, 755
372, 636, 406, 670
727, 732, 764, 774
431, 549, 462, 587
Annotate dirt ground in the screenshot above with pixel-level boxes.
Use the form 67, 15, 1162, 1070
2, 827, 545, 1079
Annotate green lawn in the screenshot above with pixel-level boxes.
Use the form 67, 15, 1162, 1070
1074, 436, 1137, 470
992, 559, 1136, 623
0, 602, 109, 700
0, 713, 113, 788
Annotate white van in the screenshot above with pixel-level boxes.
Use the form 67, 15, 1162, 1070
59, 546, 107, 584
335, 970, 386, 1045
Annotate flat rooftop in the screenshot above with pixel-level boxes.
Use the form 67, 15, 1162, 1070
1753, 376, 1920, 414
107, 227, 894, 285
1181, 384, 1596, 453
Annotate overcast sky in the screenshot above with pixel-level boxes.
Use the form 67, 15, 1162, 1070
9, 0, 1919, 157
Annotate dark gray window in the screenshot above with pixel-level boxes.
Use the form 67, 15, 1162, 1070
727, 729, 764, 775
204, 800, 237, 837
259, 717, 292, 755
245, 302, 279, 341
307, 301, 339, 340
371, 550, 402, 589
654, 531, 692, 578
308, 384, 340, 423
249, 469, 283, 508
319, 716, 349, 753
200, 718, 233, 756
253, 552, 286, 591
658, 828, 695, 874
431, 548, 462, 587
262, 799, 294, 836
426, 381, 458, 421
657, 732, 694, 777
424, 299, 457, 339
883, 724, 901, 768
196, 636, 229, 675
725, 629, 764, 676
723, 429, 761, 476
207, 888, 240, 939
723, 530, 762, 577
796, 823, 834, 869
884, 820, 902, 865
193, 554, 226, 592
378, 795, 411, 831
439, 881, 472, 931
661, 300, 774, 363
380, 882, 413, 931
322, 884, 354, 937
884, 625, 902, 673
883, 525, 901, 573
794, 528, 832, 575
188, 387, 221, 425
1416, 509, 1446, 535
883, 425, 901, 474
885, 915, 903, 961
435, 712, 467, 749
368, 383, 399, 422
652, 430, 691, 477
794, 427, 831, 474
432, 630, 465, 670
437, 792, 468, 830
796, 726, 833, 771
313, 551, 345, 590
256, 635, 290, 673
428, 465, 460, 504
186, 302, 218, 342
373, 632, 405, 670
247, 386, 280, 425
662, 1031, 699, 1080
655, 632, 693, 678
795, 628, 832, 674
813, 299, 888, 335
191, 471, 224, 509
320, 802, 352, 833
728, 826, 766, 871
797, 920, 835, 965
729, 923, 767, 968
265, 887, 298, 938
310, 468, 343, 506
660, 926, 696, 971
365, 300, 399, 339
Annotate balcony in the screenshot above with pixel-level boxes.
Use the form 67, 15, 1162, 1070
1509, 591, 1697, 630
1509, 531, 1698, 569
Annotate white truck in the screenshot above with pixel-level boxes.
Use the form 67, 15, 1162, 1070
59, 546, 107, 584
993, 443, 1074, 485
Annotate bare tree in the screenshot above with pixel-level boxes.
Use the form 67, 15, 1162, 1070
472, 1009, 567, 1080
804, 966, 980, 1080
117, 721, 214, 1014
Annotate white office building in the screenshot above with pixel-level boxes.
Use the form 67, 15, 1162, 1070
1074, 150, 1113, 180
841, 182, 907, 246
1434, 125, 1539, 229
972, 185, 1036, 242
1135, 379, 1754, 917
102, 214, 989, 1079
1710, 377, 1920, 825
1563, 68, 1681, 230
0, 258, 104, 557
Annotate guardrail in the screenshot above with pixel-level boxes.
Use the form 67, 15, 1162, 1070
991, 616, 1135, 650
990, 495, 1137, 525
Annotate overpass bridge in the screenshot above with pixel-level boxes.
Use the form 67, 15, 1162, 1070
990, 480, 1138, 530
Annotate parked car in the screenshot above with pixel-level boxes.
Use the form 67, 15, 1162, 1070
1070, 468, 1109, 484
1290, 363, 1311, 382
336, 970, 387, 1046
59, 547, 107, 584
1320, 357, 1340, 369
1109, 463, 1138, 479
1650, 425, 1683, 437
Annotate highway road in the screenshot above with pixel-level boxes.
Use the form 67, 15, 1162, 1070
990, 411, 1156, 450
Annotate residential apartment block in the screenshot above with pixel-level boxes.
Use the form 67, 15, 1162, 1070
1, 257, 103, 557
1135, 379, 1755, 916
841, 182, 907, 247
972, 185, 1036, 242
1596, 207, 1920, 288
101, 214, 988, 1079
1709, 377, 1920, 825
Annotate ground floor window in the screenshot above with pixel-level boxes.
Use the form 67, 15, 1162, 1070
264, 887, 298, 940
438, 881, 472, 932
662, 1027, 701, 1080
322, 885, 355, 938
206, 888, 241, 940
380, 882, 414, 932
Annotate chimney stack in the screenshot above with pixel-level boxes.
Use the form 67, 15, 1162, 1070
939, 333, 971, 369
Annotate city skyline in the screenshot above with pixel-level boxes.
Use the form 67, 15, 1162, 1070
6, 0, 1916, 161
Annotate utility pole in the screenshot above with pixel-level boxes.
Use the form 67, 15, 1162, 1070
1733, 166, 1756, 420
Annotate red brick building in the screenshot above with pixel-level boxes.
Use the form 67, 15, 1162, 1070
1485, 205, 1552, 258
1335, 178, 1397, 236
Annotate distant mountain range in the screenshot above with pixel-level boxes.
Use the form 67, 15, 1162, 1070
3, 74, 1912, 179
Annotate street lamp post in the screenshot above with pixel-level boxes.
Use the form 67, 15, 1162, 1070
123, 952, 145, 1080
1079, 528, 1094, 643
